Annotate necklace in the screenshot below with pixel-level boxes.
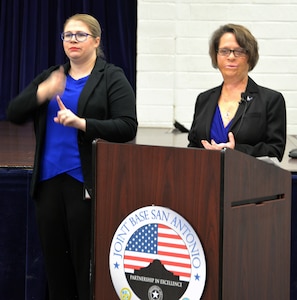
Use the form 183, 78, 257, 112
221, 101, 239, 120
224, 111, 231, 119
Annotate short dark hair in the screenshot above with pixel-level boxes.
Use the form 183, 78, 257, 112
209, 24, 259, 71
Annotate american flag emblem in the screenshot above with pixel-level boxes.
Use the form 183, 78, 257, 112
124, 223, 191, 281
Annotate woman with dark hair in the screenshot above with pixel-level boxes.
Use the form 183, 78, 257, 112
188, 24, 286, 161
7, 13, 137, 300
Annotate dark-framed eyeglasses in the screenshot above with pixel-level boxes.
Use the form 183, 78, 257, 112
61, 31, 96, 42
217, 48, 247, 57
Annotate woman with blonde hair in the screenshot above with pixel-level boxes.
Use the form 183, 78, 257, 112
7, 13, 137, 299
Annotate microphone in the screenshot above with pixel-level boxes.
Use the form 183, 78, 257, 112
234, 92, 250, 137
239, 92, 247, 104
239, 92, 253, 104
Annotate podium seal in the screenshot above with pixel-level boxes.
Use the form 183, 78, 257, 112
109, 205, 206, 299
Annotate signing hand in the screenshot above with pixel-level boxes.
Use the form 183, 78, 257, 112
54, 95, 86, 131
37, 66, 66, 104
201, 132, 235, 150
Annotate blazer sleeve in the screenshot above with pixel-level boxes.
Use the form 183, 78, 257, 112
6, 67, 57, 124
83, 64, 138, 143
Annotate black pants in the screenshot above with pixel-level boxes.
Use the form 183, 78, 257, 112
35, 174, 91, 300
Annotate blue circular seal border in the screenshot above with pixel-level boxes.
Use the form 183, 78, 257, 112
109, 205, 206, 300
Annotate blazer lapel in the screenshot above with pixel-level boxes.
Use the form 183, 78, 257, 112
229, 77, 259, 131
77, 58, 106, 116
205, 87, 221, 138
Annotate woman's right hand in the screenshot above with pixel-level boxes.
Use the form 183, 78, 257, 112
37, 66, 66, 104
201, 132, 236, 150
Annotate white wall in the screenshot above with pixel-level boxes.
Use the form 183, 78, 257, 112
136, 0, 297, 134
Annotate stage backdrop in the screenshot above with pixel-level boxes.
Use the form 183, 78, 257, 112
0, 0, 137, 119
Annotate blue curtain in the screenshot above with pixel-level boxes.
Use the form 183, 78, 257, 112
0, 0, 137, 120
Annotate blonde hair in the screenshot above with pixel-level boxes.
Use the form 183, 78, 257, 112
64, 13, 104, 58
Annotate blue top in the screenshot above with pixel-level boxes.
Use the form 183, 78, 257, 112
39, 74, 89, 182
210, 105, 232, 144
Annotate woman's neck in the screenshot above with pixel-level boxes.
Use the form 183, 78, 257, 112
69, 57, 96, 80
221, 77, 248, 102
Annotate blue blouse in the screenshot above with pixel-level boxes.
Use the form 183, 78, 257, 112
210, 105, 232, 144
39, 74, 89, 182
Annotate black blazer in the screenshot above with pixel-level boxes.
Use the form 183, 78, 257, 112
188, 77, 286, 161
7, 58, 138, 198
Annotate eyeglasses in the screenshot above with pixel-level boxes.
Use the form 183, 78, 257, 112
217, 48, 247, 57
61, 31, 96, 42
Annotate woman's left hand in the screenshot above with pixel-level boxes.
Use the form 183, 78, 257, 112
54, 95, 86, 131
201, 132, 235, 150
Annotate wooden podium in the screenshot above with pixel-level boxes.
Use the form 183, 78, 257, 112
91, 141, 291, 300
